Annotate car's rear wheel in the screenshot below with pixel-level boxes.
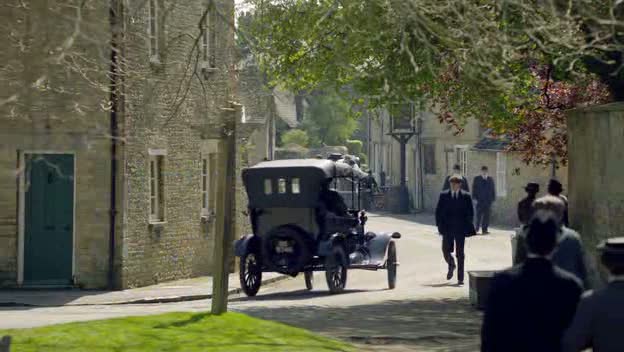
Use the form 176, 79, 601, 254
304, 271, 314, 290
325, 246, 347, 294
387, 241, 397, 289
239, 251, 262, 297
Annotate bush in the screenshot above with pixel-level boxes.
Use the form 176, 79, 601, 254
281, 129, 309, 147
346, 139, 363, 154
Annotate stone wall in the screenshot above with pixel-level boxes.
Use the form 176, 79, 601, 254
118, 0, 236, 288
0, 1, 112, 288
567, 102, 624, 281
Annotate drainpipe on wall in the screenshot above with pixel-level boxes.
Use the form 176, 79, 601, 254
108, 0, 123, 290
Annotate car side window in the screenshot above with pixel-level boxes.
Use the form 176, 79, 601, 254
264, 179, 272, 195
278, 178, 287, 194
291, 178, 301, 194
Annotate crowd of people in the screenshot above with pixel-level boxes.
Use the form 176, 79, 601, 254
434, 165, 623, 352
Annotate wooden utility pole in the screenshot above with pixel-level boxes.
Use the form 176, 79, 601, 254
211, 105, 238, 315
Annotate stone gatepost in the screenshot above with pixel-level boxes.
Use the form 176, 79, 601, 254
567, 102, 624, 285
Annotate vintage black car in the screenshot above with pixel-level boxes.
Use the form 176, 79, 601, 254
234, 159, 400, 296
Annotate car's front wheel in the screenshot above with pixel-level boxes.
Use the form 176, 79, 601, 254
325, 246, 347, 294
239, 251, 262, 297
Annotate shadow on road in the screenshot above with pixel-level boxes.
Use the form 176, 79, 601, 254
230, 288, 385, 303
237, 297, 482, 352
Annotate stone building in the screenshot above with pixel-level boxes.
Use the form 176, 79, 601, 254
567, 102, 624, 281
0, 0, 255, 289
367, 108, 567, 227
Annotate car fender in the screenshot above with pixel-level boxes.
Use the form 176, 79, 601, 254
317, 233, 347, 257
365, 232, 400, 263
234, 234, 260, 257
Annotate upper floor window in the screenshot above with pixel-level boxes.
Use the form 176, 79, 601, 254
148, 0, 159, 61
148, 150, 166, 223
201, 7, 216, 68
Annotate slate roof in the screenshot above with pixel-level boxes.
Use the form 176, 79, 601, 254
473, 137, 510, 151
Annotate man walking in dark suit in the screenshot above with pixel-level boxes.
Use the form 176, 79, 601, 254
563, 237, 624, 352
435, 175, 476, 285
472, 166, 496, 234
442, 164, 470, 192
481, 213, 583, 352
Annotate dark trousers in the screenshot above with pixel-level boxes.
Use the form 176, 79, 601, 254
475, 202, 491, 232
442, 234, 465, 282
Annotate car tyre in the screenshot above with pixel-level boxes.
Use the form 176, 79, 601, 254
387, 241, 397, 289
239, 250, 262, 297
325, 245, 347, 294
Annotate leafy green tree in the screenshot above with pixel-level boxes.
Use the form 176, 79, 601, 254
240, 0, 620, 164
280, 129, 310, 147
302, 93, 358, 147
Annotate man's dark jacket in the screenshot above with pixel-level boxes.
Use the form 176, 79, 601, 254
472, 175, 496, 205
435, 189, 475, 237
563, 280, 624, 352
481, 258, 583, 352
442, 175, 470, 192
517, 195, 537, 225
514, 226, 589, 288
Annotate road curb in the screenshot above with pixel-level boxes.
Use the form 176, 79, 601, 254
0, 274, 290, 308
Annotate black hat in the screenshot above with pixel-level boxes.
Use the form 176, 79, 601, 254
548, 179, 563, 194
598, 237, 624, 254
481, 166, 489, 171
525, 182, 540, 193
598, 237, 624, 268
327, 153, 343, 161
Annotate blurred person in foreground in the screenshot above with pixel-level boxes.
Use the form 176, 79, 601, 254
514, 195, 590, 288
548, 179, 569, 227
563, 237, 624, 352
481, 212, 583, 352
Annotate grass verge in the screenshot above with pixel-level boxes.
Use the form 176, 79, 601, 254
0, 311, 355, 352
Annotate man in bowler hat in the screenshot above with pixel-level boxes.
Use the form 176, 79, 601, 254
435, 175, 476, 285
472, 166, 496, 234
563, 237, 624, 352
518, 182, 540, 225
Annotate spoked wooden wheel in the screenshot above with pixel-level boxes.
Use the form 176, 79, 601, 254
239, 252, 262, 297
387, 241, 397, 289
304, 271, 314, 290
325, 246, 347, 294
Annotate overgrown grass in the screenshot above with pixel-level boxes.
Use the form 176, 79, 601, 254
1, 312, 355, 352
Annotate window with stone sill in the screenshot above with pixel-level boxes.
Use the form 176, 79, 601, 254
201, 153, 218, 219
149, 152, 165, 223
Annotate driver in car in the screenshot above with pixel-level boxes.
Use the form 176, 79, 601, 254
319, 180, 349, 217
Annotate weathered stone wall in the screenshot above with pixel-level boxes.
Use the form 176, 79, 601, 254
0, 1, 112, 288
567, 102, 624, 281
118, 0, 236, 288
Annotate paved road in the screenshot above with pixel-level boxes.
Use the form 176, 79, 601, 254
0, 213, 513, 351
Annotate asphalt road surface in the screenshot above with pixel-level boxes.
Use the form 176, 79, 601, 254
0, 213, 513, 351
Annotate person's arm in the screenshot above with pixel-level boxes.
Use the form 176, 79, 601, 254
481, 276, 505, 352
435, 193, 444, 232
517, 202, 525, 224
472, 178, 478, 200
490, 178, 496, 202
562, 294, 593, 352
463, 177, 470, 192
514, 231, 528, 265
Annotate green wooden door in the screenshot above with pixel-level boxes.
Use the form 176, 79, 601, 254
24, 154, 74, 285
